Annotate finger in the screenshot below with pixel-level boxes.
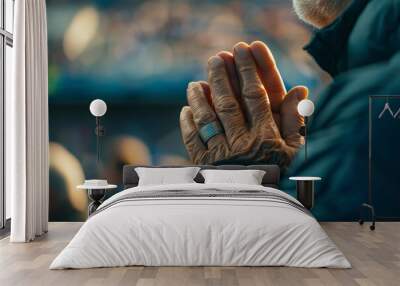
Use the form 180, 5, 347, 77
208, 56, 247, 148
216, 51, 241, 98
280, 86, 308, 148
187, 81, 217, 128
250, 41, 286, 112
198, 81, 212, 106
179, 106, 207, 163
187, 81, 228, 149
233, 42, 272, 128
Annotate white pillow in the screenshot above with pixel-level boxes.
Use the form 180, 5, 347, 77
200, 169, 266, 185
135, 167, 201, 186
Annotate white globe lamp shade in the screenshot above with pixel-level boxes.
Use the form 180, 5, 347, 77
90, 99, 107, 117
297, 99, 315, 117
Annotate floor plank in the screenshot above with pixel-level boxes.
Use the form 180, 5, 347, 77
0, 222, 399, 286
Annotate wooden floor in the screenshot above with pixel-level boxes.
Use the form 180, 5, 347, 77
0, 222, 399, 286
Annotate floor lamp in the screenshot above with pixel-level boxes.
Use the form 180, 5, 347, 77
89, 99, 107, 167
297, 99, 315, 161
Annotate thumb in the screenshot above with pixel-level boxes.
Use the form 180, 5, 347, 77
280, 86, 308, 148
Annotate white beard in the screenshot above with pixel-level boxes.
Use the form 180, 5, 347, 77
292, 0, 351, 28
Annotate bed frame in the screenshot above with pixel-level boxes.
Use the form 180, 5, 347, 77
123, 165, 280, 189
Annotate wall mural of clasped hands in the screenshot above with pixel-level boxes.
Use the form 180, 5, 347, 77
180, 41, 309, 170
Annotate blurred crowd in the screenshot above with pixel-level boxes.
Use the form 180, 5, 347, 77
48, 0, 328, 103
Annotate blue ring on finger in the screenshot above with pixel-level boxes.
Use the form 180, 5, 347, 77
199, 121, 224, 144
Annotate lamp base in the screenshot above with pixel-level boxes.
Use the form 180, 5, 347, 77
88, 189, 106, 216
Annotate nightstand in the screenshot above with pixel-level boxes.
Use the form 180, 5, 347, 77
289, 177, 321, 210
77, 183, 117, 216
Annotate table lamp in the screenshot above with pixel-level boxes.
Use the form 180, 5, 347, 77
89, 99, 107, 166
297, 99, 315, 161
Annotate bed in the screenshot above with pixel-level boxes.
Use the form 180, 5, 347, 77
50, 165, 350, 269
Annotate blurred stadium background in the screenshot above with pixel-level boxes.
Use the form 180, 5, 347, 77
48, 0, 329, 221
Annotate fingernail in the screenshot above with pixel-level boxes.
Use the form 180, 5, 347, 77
208, 56, 224, 69
234, 42, 249, 57
187, 81, 198, 90
297, 89, 308, 101
181, 106, 191, 115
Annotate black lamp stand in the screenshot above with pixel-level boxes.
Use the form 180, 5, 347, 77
299, 116, 309, 161
95, 116, 105, 167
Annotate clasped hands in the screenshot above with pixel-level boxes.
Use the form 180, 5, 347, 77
180, 41, 308, 170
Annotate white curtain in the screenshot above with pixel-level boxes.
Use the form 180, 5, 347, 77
8, 0, 49, 242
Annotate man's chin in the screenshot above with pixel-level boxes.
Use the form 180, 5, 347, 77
292, 0, 348, 28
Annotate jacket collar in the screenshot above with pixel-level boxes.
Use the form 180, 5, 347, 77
304, 0, 370, 76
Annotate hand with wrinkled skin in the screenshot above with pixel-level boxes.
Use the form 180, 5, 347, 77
180, 41, 308, 170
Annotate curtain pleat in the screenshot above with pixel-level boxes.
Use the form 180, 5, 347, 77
43, 0, 50, 234
9, 0, 49, 242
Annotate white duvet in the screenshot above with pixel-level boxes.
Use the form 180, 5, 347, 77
50, 183, 350, 269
